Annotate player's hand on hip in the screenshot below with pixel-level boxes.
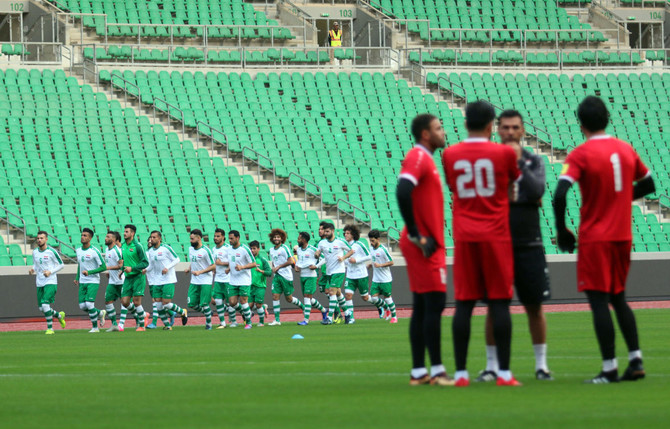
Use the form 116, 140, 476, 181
557, 229, 577, 253
408, 235, 438, 258
82, 270, 89, 276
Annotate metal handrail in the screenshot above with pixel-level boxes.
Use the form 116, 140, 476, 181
196, 121, 230, 167
360, 0, 396, 20
61, 45, 71, 71
658, 194, 670, 217
110, 71, 141, 109
82, 57, 99, 91
386, 226, 400, 250
153, 97, 185, 139
336, 199, 372, 229
288, 172, 323, 218
44, 232, 78, 263
241, 147, 277, 193
436, 75, 468, 105
0, 205, 27, 256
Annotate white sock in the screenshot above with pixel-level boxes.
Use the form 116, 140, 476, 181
603, 358, 618, 372
629, 350, 642, 361
533, 343, 548, 371
498, 370, 512, 381
430, 364, 446, 377
485, 345, 499, 373
454, 370, 469, 381
346, 299, 353, 316
411, 368, 428, 378
152, 301, 158, 318
368, 296, 379, 304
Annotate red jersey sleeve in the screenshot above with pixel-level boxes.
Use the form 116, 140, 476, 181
560, 147, 584, 183
399, 148, 427, 186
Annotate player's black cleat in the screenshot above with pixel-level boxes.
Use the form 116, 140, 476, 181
181, 309, 188, 326
344, 313, 351, 325
474, 370, 497, 382
619, 358, 645, 381
535, 369, 554, 381
585, 370, 618, 384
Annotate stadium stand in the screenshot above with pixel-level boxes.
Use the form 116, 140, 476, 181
0, 68, 323, 265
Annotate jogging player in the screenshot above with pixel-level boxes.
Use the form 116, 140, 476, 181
249, 240, 271, 326
226, 230, 256, 329
295, 231, 328, 325
146, 230, 186, 330
268, 228, 304, 326
119, 225, 149, 332
211, 228, 232, 328
368, 229, 397, 323
75, 228, 107, 333
315, 222, 351, 325
29, 231, 66, 334
185, 229, 215, 330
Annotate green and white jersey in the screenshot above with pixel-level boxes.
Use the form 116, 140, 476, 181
317, 236, 351, 276
76, 245, 106, 283
370, 244, 393, 283
296, 244, 321, 278
345, 240, 372, 280
189, 245, 215, 285
105, 245, 124, 285
32, 246, 64, 287
270, 244, 294, 281
227, 244, 255, 286
146, 244, 180, 286
212, 243, 231, 283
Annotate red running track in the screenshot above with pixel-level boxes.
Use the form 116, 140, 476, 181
1, 301, 668, 332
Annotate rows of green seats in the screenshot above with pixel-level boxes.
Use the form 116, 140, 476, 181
373, 0, 605, 43
0, 68, 322, 262
645, 50, 667, 62
2, 44, 31, 57
0, 235, 29, 266
52, 0, 290, 39
411, 49, 644, 66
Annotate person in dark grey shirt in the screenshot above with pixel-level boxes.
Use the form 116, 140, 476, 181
476, 110, 553, 382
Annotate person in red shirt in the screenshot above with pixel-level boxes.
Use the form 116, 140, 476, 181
553, 96, 655, 384
442, 100, 521, 387
396, 113, 453, 386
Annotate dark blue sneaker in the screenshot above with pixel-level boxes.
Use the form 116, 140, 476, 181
378, 307, 384, 319
205, 324, 212, 330
321, 317, 333, 325
344, 313, 351, 325
297, 320, 309, 326
321, 311, 328, 322
146, 323, 157, 330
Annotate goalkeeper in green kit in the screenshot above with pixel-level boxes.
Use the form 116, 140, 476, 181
119, 224, 149, 332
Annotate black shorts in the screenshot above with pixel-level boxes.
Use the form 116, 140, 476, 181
513, 246, 550, 306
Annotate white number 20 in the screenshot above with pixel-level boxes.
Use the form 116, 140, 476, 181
454, 159, 495, 198
610, 153, 622, 192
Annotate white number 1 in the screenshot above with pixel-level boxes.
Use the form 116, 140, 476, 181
610, 153, 622, 192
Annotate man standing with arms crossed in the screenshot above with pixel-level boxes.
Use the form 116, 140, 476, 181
476, 110, 553, 382
75, 228, 107, 333
185, 229, 216, 330
396, 113, 452, 386
442, 101, 521, 387
553, 96, 654, 383
29, 231, 66, 334
146, 230, 185, 330
119, 224, 149, 332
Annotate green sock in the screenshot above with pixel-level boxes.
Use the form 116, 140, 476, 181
291, 296, 305, 310
386, 298, 397, 318
337, 294, 346, 312
328, 295, 337, 319
310, 298, 325, 312
216, 302, 227, 324
241, 303, 252, 324
203, 305, 212, 326
273, 300, 281, 322
44, 309, 53, 329
257, 306, 265, 324
227, 305, 237, 323
303, 298, 311, 321
106, 304, 117, 325
152, 302, 159, 325
158, 308, 170, 326
88, 307, 99, 328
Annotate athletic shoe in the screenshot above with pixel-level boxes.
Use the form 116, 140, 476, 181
88, 327, 100, 333
619, 358, 645, 381
496, 376, 522, 386
58, 311, 66, 329
217, 324, 226, 330
297, 320, 309, 326
474, 370, 498, 383
384, 309, 392, 320
269, 320, 282, 326
229, 322, 238, 328
409, 374, 430, 386
347, 317, 356, 325
585, 370, 618, 384
322, 311, 329, 322
390, 317, 398, 324
147, 323, 157, 330
181, 309, 188, 326
244, 324, 252, 330
536, 369, 554, 381
344, 314, 351, 325
257, 323, 264, 327
136, 327, 145, 332
99, 309, 106, 328
334, 315, 344, 325
106, 325, 120, 332
430, 373, 456, 386
118, 325, 125, 332
378, 307, 384, 319
143, 313, 149, 328
454, 378, 470, 387
163, 326, 172, 331
321, 317, 333, 325
45, 329, 55, 335
205, 324, 212, 330
169, 312, 175, 327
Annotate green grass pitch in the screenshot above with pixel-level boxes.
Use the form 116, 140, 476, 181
0, 309, 667, 428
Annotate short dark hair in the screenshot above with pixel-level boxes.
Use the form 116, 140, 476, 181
343, 224, 360, 241
498, 109, 523, 123
299, 231, 310, 242
229, 230, 240, 238
577, 96, 610, 132
190, 229, 203, 237
465, 100, 496, 131
150, 230, 162, 238
37, 230, 48, 237
320, 222, 334, 231
249, 240, 260, 248
82, 228, 94, 237
108, 231, 121, 242
214, 228, 225, 236
124, 224, 136, 233
368, 229, 380, 239
411, 113, 438, 142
